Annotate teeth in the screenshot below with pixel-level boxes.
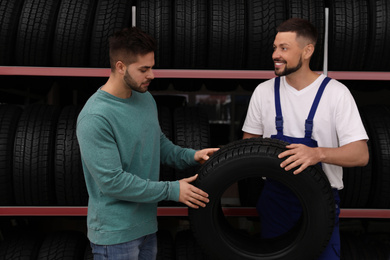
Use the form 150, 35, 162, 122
275, 63, 284, 66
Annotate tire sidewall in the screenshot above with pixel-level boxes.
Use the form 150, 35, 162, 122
190, 152, 334, 260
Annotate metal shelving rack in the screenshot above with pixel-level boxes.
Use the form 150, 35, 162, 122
1, 66, 390, 219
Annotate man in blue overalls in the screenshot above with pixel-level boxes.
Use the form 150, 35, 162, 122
242, 18, 369, 259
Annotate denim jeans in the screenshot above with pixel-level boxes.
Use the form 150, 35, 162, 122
90, 233, 157, 260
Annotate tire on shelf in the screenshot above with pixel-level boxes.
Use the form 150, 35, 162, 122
89, 0, 132, 68
246, 0, 286, 69
175, 230, 211, 260
189, 138, 335, 260
55, 105, 88, 206
37, 231, 87, 259
84, 243, 93, 260
365, 0, 390, 71
0, 105, 22, 205
13, 104, 61, 206
136, 0, 172, 69
339, 106, 372, 208
174, 107, 210, 179
208, 0, 245, 69
0, 0, 24, 65
0, 232, 44, 259
173, 0, 207, 69
286, 0, 325, 71
328, 0, 369, 71
157, 230, 175, 260
360, 105, 390, 209
15, 0, 61, 66
172, 78, 203, 92
204, 79, 239, 92
158, 105, 175, 182
52, 0, 97, 67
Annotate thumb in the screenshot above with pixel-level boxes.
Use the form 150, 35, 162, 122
183, 174, 198, 183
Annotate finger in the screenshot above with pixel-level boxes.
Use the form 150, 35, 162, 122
191, 187, 209, 198
189, 196, 207, 208
280, 156, 295, 168
278, 150, 294, 159
183, 174, 198, 183
286, 144, 299, 149
186, 200, 199, 209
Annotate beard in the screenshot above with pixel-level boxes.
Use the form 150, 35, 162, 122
124, 69, 151, 93
274, 57, 303, 76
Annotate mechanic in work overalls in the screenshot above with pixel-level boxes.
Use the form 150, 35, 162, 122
257, 76, 341, 259
242, 18, 369, 260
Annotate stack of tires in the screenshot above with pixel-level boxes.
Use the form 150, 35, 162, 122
1, 0, 389, 72
0, 103, 209, 207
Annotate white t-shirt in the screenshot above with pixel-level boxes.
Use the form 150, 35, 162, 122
242, 74, 368, 189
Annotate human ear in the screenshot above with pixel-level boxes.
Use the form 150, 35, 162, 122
116, 61, 126, 75
304, 44, 315, 59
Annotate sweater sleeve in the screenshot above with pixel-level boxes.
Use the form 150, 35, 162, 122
77, 114, 181, 203
159, 132, 198, 170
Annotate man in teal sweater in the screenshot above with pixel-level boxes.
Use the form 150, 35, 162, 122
76, 27, 218, 260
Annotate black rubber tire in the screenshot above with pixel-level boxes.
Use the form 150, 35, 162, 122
175, 230, 211, 260
52, 0, 97, 67
172, 78, 203, 92
13, 104, 61, 206
158, 105, 175, 182
0, 0, 24, 65
37, 231, 88, 260
246, 0, 286, 69
328, 0, 369, 71
189, 138, 335, 260
15, 0, 61, 66
286, 0, 325, 71
360, 106, 390, 209
204, 79, 239, 92
84, 243, 93, 260
157, 230, 175, 260
0, 105, 22, 205
0, 232, 44, 259
173, 0, 207, 69
89, 0, 133, 68
365, 0, 390, 71
174, 107, 210, 179
136, 0, 172, 69
339, 106, 372, 208
55, 105, 88, 206
208, 0, 245, 69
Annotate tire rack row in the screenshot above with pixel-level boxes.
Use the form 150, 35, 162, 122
0, 66, 390, 219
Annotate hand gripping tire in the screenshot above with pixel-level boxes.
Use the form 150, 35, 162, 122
189, 138, 335, 260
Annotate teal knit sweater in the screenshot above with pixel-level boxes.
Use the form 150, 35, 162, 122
76, 89, 197, 245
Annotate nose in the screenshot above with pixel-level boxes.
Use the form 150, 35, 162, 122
272, 49, 280, 60
147, 69, 154, 80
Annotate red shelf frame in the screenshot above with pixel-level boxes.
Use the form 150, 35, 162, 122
0, 207, 389, 218
1, 66, 390, 80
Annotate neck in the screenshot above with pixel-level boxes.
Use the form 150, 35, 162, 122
101, 73, 132, 99
285, 67, 320, 91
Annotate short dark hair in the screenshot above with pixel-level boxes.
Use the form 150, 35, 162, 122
108, 27, 156, 70
277, 18, 318, 46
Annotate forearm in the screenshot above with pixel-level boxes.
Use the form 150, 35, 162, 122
316, 140, 369, 167
160, 132, 197, 169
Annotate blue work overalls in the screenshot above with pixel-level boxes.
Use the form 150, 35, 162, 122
256, 77, 340, 259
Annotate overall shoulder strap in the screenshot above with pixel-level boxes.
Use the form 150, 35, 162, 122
305, 77, 332, 138
274, 77, 283, 135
